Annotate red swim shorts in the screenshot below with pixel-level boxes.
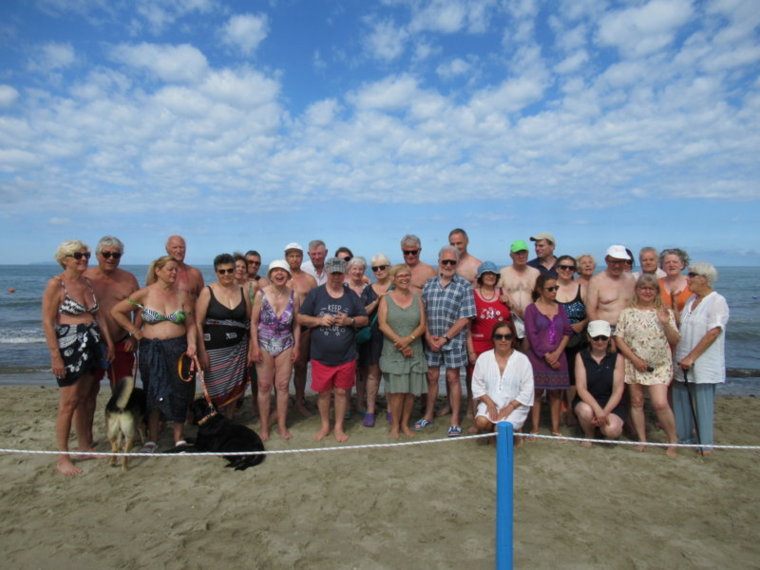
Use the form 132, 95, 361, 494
310, 359, 357, 392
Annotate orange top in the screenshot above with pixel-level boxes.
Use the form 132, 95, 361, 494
658, 278, 692, 312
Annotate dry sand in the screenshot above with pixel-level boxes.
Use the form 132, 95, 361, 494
1, 385, 759, 569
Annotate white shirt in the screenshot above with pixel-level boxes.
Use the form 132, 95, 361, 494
301, 260, 327, 285
674, 291, 729, 384
472, 350, 534, 409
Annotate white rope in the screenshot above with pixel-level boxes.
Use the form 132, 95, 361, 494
513, 431, 760, 450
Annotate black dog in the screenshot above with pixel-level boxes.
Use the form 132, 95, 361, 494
188, 398, 266, 470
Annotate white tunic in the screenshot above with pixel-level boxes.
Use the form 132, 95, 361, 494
674, 292, 729, 384
472, 349, 534, 428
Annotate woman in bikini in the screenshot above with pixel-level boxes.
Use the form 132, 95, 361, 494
42, 240, 114, 475
249, 260, 300, 440
112, 255, 198, 452
195, 254, 251, 418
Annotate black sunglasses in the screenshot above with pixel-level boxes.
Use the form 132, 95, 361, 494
371, 265, 388, 272
493, 333, 513, 341
545, 285, 559, 292
101, 251, 122, 259
591, 335, 609, 342
68, 252, 91, 260
217, 268, 235, 274
557, 265, 575, 271
441, 259, 457, 266
687, 272, 701, 278
403, 249, 419, 256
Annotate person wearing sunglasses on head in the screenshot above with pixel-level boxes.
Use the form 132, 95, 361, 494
42, 240, 115, 475
400, 234, 436, 295
573, 320, 625, 446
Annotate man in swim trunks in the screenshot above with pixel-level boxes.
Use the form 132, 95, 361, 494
400, 234, 436, 295
299, 257, 368, 442
165, 235, 204, 300
587, 245, 636, 330
528, 232, 558, 277
499, 240, 540, 349
285, 242, 318, 417
301, 239, 328, 285
448, 228, 482, 284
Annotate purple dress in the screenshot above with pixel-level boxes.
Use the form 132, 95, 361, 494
524, 303, 572, 390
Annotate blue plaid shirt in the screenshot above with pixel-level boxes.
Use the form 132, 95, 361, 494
422, 274, 476, 351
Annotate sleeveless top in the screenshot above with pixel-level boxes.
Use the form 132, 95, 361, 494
258, 289, 295, 354
58, 278, 99, 316
206, 286, 247, 322
580, 349, 616, 403
558, 284, 586, 324
470, 289, 511, 352
129, 299, 186, 325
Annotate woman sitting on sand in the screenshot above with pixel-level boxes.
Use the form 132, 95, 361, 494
42, 240, 114, 475
614, 274, 680, 456
378, 264, 427, 439
573, 320, 625, 445
472, 321, 533, 434
112, 255, 198, 452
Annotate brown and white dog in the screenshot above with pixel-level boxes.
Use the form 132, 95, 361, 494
105, 376, 147, 471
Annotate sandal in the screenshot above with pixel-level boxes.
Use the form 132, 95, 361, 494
140, 441, 158, 453
414, 418, 434, 431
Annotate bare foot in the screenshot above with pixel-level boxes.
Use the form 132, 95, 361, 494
260, 429, 270, 442
700, 449, 713, 456
634, 444, 646, 452
527, 430, 538, 442
467, 425, 478, 434
514, 436, 524, 448
402, 427, 415, 438
277, 426, 292, 440
313, 427, 330, 441
435, 405, 451, 417
296, 401, 312, 417
665, 446, 677, 457
389, 428, 400, 440
334, 429, 349, 443
56, 456, 82, 476
580, 440, 593, 448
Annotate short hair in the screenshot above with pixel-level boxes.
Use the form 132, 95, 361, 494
630, 273, 664, 308
146, 255, 175, 284
531, 273, 557, 301
346, 256, 367, 271
233, 252, 246, 263
448, 228, 468, 240
308, 239, 326, 251
438, 245, 460, 262
244, 250, 261, 258
371, 253, 391, 266
214, 253, 235, 269
659, 248, 690, 269
556, 254, 576, 267
96, 236, 124, 255
638, 246, 657, 258
577, 254, 595, 266
491, 320, 518, 348
389, 264, 412, 279
54, 240, 89, 268
335, 246, 354, 259
688, 262, 718, 286
165, 235, 185, 248
400, 234, 421, 248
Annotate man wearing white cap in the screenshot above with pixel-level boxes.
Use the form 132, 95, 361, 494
528, 232, 558, 277
587, 245, 636, 329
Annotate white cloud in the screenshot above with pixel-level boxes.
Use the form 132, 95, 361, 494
364, 19, 409, 62
221, 13, 269, 56
436, 57, 471, 79
27, 42, 76, 72
0, 85, 19, 106
409, 0, 496, 33
348, 75, 420, 111
110, 43, 208, 82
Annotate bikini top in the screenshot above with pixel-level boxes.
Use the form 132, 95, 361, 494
58, 278, 99, 316
128, 299, 186, 325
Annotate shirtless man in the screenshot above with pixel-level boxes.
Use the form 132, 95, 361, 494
528, 232, 558, 277
286, 242, 318, 417
165, 235, 204, 299
448, 228, 482, 284
245, 250, 269, 288
400, 234, 436, 294
586, 245, 637, 329
302, 239, 328, 285
499, 240, 540, 348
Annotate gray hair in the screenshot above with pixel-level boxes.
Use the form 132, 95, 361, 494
54, 240, 89, 268
438, 245, 460, 262
308, 239, 326, 250
400, 234, 421, 248
638, 246, 657, 257
659, 248, 690, 269
371, 253, 391, 266
688, 262, 718, 286
96, 236, 124, 254
346, 256, 367, 271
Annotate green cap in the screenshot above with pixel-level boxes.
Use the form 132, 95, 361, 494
510, 239, 529, 253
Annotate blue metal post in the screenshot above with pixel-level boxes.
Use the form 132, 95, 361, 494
496, 421, 514, 570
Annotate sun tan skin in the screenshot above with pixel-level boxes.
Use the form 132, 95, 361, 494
401, 241, 436, 294
195, 262, 252, 419
42, 248, 114, 475
165, 235, 204, 300
499, 251, 540, 321
449, 231, 482, 284
112, 260, 198, 447
576, 255, 596, 286
378, 268, 426, 439
250, 267, 300, 441
358, 263, 392, 417
531, 239, 557, 273
586, 257, 636, 326
286, 248, 317, 417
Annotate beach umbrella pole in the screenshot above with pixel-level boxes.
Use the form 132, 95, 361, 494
496, 421, 514, 570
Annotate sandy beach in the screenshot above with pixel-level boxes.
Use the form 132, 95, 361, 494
1, 385, 758, 569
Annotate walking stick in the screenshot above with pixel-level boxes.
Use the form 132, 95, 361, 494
683, 368, 703, 456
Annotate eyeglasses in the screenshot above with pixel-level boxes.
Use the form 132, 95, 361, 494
545, 285, 559, 292
101, 251, 122, 259
591, 335, 609, 342
338, 256, 352, 262
68, 252, 91, 260
371, 265, 388, 272
247, 260, 261, 266
403, 249, 419, 256
217, 268, 235, 275
493, 333, 514, 341
687, 272, 702, 278
441, 259, 457, 266
557, 265, 575, 271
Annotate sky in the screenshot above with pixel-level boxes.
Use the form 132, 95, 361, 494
0, 0, 758, 268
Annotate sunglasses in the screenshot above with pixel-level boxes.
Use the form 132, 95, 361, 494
68, 252, 91, 260
493, 333, 514, 341
557, 265, 575, 271
687, 272, 701, 278
441, 259, 457, 266
545, 285, 559, 292
247, 260, 261, 266
591, 335, 609, 342
217, 268, 235, 275
371, 265, 388, 272
101, 251, 122, 259
403, 249, 419, 256
339, 256, 352, 262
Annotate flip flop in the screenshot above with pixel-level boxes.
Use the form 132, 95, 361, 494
414, 418, 434, 431
139, 441, 158, 453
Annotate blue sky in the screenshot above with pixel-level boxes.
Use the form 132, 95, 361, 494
1, 0, 758, 268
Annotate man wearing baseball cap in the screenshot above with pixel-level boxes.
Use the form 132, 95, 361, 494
528, 232, 558, 277
499, 239, 540, 345
587, 245, 637, 329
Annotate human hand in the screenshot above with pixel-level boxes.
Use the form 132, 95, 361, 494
657, 306, 671, 326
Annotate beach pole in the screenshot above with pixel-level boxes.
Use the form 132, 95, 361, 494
496, 421, 514, 570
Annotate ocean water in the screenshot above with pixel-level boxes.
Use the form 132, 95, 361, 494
1, 264, 758, 393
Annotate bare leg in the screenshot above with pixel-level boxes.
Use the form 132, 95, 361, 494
273, 348, 293, 440
549, 390, 563, 435
649, 384, 678, 457
628, 384, 647, 451
530, 389, 544, 435
72, 373, 103, 458
172, 421, 185, 445
293, 329, 311, 417
401, 394, 415, 437
388, 393, 402, 439
313, 390, 331, 441
333, 387, 350, 442
464, 366, 474, 419
565, 386, 578, 426
256, 353, 275, 442
366, 364, 380, 415
248, 364, 259, 418
55, 383, 83, 475
423, 366, 440, 422
446, 367, 462, 427
574, 402, 595, 446
355, 367, 367, 413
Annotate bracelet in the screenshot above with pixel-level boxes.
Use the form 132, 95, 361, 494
409, 334, 415, 340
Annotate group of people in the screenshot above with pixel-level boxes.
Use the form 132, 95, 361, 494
42, 230, 728, 474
